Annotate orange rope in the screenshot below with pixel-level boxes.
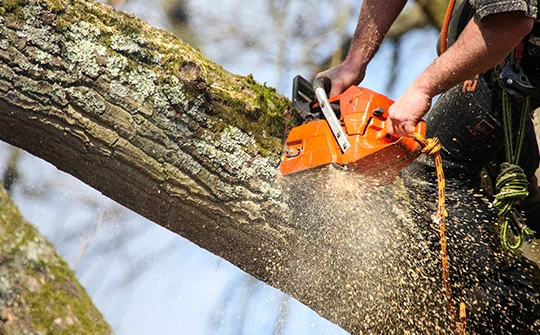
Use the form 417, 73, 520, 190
410, 3, 464, 333
440, 0, 457, 54
459, 302, 467, 334
438, 2, 467, 332
411, 133, 465, 335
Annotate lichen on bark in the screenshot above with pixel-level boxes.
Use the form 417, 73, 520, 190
0, 0, 298, 223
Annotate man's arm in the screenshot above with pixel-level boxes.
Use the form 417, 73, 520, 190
387, 10, 534, 137
318, 0, 408, 97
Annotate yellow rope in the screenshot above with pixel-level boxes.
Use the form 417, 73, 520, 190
459, 302, 467, 335
411, 132, 466, 335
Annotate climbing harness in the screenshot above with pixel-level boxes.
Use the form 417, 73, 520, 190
412, 133, 466, 335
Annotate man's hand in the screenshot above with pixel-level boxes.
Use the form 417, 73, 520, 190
316, 61, 365, 97
386, 84, 431, 138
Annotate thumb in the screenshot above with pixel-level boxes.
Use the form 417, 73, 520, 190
386, 117, 396, 137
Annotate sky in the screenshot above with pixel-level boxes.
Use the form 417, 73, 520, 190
0, 0, 439, 334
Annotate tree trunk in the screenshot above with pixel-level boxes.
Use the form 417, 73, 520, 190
0, 183, 112, 334
0, 0, 449, 333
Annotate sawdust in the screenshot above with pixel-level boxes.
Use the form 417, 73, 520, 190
279, 165, 451, 334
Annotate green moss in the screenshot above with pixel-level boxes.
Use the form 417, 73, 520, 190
117, 14, 145, 36
87, 3, 145, 38
208, 72, 299, 158
45, 0, 65, 12
244, 74, 299, 132
3, 0, 24, 11
25, 264, 111, 334
2, 0, 25, 20
54, 16, 70, 32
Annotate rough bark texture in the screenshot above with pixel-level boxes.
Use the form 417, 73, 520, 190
0, 0, 453, 334
0, 183, 112, 334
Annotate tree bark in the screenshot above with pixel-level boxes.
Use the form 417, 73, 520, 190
0, 0, 449, 333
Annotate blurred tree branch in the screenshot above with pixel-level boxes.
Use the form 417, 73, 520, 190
1, 146, 21, 193
0, 184, 112, 334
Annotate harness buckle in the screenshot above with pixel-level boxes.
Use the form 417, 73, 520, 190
500, 40, 538, 96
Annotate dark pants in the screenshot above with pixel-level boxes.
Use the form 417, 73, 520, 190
401, 71, 540, 334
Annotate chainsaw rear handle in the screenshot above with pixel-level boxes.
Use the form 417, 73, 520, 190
313, 76, 332, 96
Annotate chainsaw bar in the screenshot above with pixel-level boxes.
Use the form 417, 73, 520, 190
293, 75, 350, 153
313, 83, 350, 153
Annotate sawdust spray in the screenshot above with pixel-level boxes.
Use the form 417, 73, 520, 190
278, 165, 452, 334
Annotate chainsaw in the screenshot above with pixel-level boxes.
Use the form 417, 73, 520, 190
280, 75, 426, 183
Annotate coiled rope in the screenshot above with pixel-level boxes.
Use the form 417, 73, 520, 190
411, 133, 466, 335
493, 90, 534, 250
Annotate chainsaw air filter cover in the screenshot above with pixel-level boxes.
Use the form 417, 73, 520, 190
280, 85, 426, 183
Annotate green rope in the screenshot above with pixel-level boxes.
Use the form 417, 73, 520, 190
493, 90, 531, 251
495, 163, 530, 250
493, 163, 529, 215
499, 209, 535, 251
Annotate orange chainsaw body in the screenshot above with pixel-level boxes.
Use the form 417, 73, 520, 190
280, 85, 426, 180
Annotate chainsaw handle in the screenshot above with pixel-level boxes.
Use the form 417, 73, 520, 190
313, 76, 332, 96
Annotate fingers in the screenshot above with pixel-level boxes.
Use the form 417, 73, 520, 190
386, 87, 431, 138
315, 72, 343, 97
387, 103, 418, 137
386, 118, 415, 138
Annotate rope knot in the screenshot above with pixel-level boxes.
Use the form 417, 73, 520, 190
410, 133, 441, 156
421, 137, 441, 157
493, 162, 529, 216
